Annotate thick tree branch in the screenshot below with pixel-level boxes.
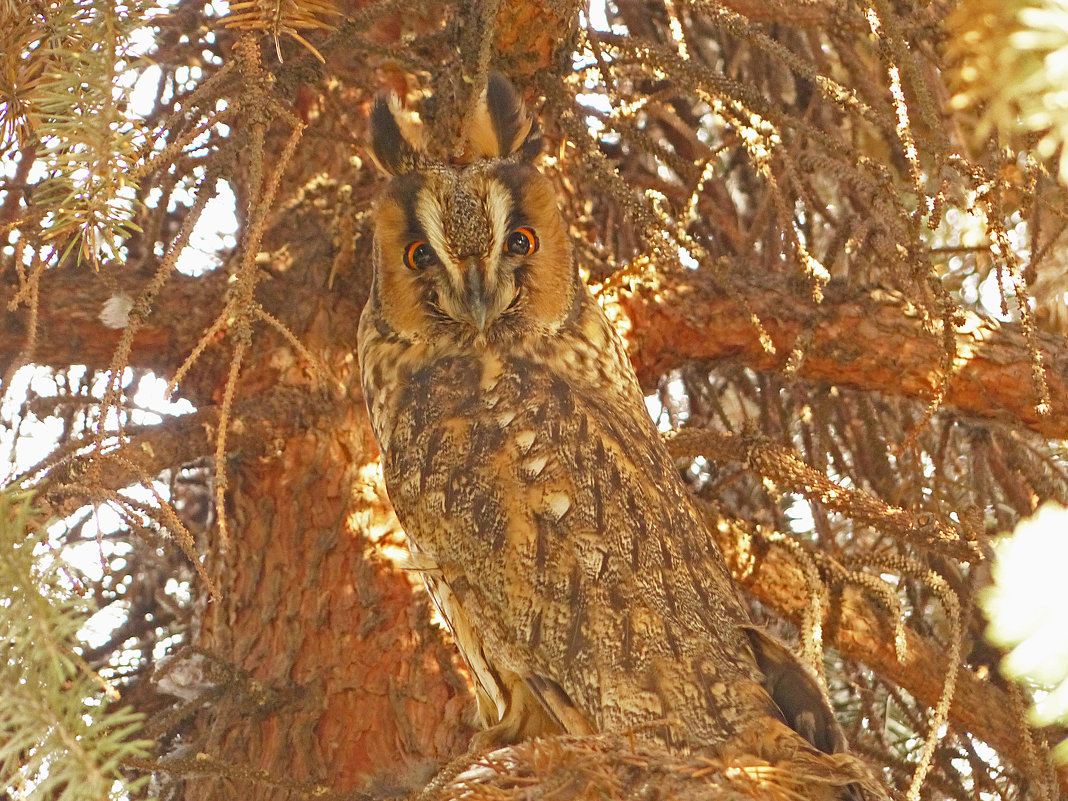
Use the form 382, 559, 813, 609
2, 268, 231, 378
32, 385, 331, 495
605, 270, 1068, 440
11, 264, 1068, 448
1, 267, 349, 402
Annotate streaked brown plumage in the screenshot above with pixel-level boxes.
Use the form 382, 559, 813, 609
358, 75, 881, 799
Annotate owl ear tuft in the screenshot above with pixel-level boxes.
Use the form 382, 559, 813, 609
468, 72, 542, 161
368, 95, 425, 176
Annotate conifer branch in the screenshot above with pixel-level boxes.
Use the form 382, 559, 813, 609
0, 488, 152, 800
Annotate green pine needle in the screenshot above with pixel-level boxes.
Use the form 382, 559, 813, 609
0, 487, 152, 800
1, 0, 156, 269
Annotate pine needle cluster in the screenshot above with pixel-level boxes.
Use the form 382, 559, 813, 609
0, 487, 150, 800
1, 0, 154, 267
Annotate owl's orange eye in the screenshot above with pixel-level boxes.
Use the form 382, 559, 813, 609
405, 241, 435, 270
505, 227, 538, 256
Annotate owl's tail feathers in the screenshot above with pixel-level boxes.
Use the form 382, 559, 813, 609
743, 625, 850, 755
740, 627, 888, 800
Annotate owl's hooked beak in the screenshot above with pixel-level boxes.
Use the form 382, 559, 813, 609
462, 261, 490, 332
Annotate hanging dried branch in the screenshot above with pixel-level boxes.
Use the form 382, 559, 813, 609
667, 428, 982, 561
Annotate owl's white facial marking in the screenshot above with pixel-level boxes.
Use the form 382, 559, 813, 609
415, 185, 451, 277
483, 178, 512, 286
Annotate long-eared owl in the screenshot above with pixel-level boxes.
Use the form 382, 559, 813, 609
358, 74, 875, 797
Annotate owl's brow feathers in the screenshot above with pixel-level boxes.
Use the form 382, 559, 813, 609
414, 173, 513, 274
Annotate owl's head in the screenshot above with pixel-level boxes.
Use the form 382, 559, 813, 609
365, 75, 578, 344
